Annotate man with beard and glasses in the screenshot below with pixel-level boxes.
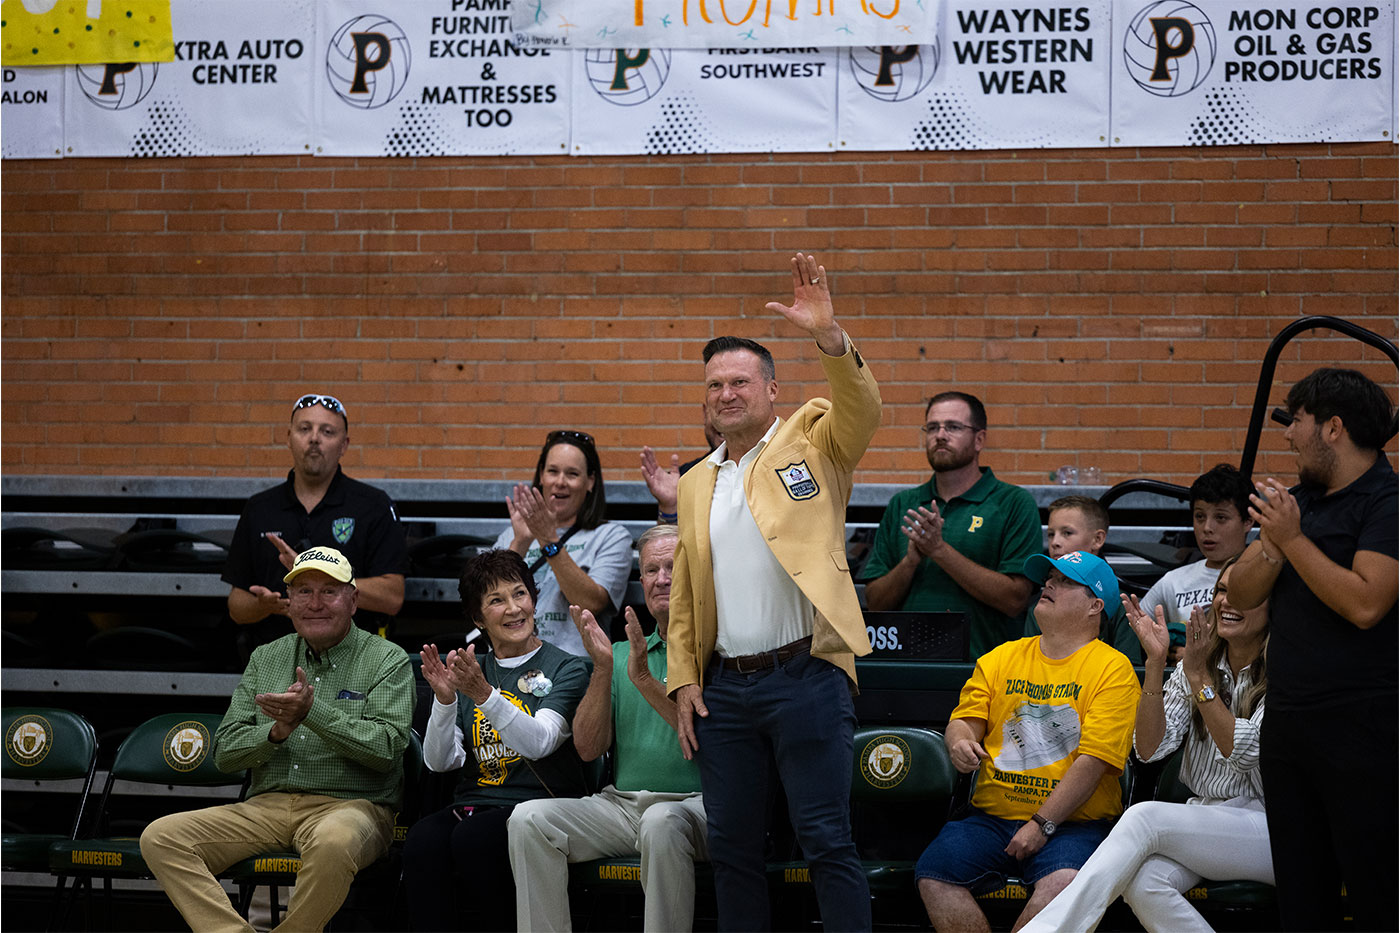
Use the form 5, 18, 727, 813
224, 394, 409, 655
1229, 367, 1397, 932
863, 392, 1041, 658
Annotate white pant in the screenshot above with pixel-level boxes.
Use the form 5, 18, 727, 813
1023, 799, 1274, 933
508, 785, 707, 932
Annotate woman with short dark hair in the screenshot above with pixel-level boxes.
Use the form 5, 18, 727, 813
402, 549, 590, 931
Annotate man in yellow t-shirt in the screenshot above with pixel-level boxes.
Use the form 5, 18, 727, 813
916, 550, 1140, 931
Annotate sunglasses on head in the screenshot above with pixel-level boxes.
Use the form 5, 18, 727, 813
294, 394, 348, 423
546, 429, 595, 449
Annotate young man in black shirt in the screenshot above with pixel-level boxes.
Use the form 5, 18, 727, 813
1231, 367, 1397, 931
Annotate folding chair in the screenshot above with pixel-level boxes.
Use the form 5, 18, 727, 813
2, 708, 99, 930
47, 712, 238, 929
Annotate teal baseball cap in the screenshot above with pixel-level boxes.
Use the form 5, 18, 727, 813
1023, 550, 1118, 601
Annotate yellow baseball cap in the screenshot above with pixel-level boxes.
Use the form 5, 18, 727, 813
283, 546, 356, 587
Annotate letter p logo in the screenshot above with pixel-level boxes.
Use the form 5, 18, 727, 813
1148, 17, 1194, 80
611, 49, 651, 90
349, 31, 391, 93
875, 45, 920, 86
968, 516, 984, 533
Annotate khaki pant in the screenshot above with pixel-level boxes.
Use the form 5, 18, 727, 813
508, 787, 707, 932
140, 792, 394, 933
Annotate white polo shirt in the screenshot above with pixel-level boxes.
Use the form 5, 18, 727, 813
709, 417, 815, 658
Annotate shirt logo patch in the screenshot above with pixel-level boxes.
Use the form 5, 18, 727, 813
775, 461, 819, 501
968, 515, 985, 533
332, 517, 355, 544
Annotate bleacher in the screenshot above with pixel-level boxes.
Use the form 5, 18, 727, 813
2, 473, 1200, 931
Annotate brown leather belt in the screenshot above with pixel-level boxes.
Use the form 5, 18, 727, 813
716, 636, 813, 674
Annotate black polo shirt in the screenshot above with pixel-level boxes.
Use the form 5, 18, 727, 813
223, 467, 409, 645
1269, 455, 1398, 709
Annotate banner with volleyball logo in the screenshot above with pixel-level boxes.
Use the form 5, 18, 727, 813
1111, 0, 1395, 145
2, 65, 64, 158
315, 0, 570, 156
63, 0, 314, 156
571, 47, 836, 154
839, 0, 1111, 150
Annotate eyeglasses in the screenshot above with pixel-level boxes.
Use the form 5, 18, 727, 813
546, 429, 595, 449
294, 394, 349, 423
920, 421, 977, 436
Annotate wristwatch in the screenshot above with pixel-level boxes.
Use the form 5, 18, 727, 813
541, 541, 563, 559
1031, 813, 1057, 837
1194, 685, 1217, 704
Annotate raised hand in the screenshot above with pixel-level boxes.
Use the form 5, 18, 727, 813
623, 607, 652, 687
901, 503, 946, 559
1182, 605, 1214, 686
639, 447, 681, 515
447, 644, 493, 705
247, 584, 290, 619
570, 605, 615, 671
764, 252, 845, 356
420, 644, 458, 705
256, 667, 315, 741
1249, 478, 1301, 551
265, 532, 300, 571
1123, 594, 1171, 665
509, 483, 560, 546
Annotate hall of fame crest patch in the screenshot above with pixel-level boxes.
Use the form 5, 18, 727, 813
776, 460, 819, 501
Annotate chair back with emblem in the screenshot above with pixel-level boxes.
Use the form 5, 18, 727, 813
49, 712, 239, 926
769, 726, 958, 928
2, 707, 100, 873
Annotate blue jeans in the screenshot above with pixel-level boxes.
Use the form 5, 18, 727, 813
916, 809, 1113, 893
695, 649, 871, 932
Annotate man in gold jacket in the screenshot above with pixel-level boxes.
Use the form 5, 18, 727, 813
667, 252, 881, 931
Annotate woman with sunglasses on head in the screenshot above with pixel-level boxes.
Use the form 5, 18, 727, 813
490, 430, 633, 657
1024, 555, 1273, 933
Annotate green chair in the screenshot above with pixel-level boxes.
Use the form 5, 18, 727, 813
48, 712, 238, 927
220, 730, 424, 929
768, 726, 960, 927
2, 708, 100, 873
2, 708, 100, 929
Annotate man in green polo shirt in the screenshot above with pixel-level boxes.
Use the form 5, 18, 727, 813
509, 524, 707, 932
863, 392, 1042, 658
141, 546, 414, 932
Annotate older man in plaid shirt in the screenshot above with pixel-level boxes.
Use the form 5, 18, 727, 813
141, 547, 414, 932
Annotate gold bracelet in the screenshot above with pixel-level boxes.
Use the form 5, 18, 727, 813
1260, 546, 1282, 565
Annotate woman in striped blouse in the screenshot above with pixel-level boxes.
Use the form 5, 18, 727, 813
1025, 556, 1272, 933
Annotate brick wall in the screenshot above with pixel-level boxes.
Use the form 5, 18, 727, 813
2, 144, 1396, 487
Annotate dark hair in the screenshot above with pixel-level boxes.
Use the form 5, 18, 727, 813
1188, 463, 1252, 520
1285, 367, 1396, 452
1048, 495, 1110, 535
532, 430, 608, 531
926, 391, 987, 431
703, 336, 776, 381
458, 549, 539, 628
1189, 555, 1269, 744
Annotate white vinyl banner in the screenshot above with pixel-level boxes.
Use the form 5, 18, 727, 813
63, 0, 315, 157
571, 47, 836, 154
513, 0, 938, 50
839, 0, 1111, 150
316, 0, 569, 155
2, 66, 64, 158
1111, 0, 1395, 145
